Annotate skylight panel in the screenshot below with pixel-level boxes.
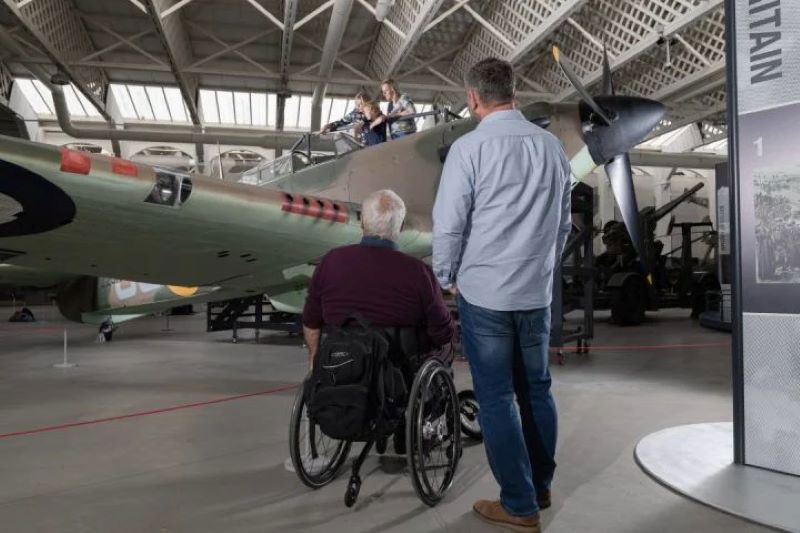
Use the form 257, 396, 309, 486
127, 85, 155, 121
694, 139, 728, 154
297, 95, 312, 130
31, 80, 56, 114
234, 91, 251, 125
16, 79, 52, 114
217, 91, 235, 124
415, 103, 432, 129
163, 87, 188, 122
267, 93, 277, 127
75, 87, 101, 117
284, 95, 300, 129
108, 84, 188, 123
146, 86, 171, 121
251, 92, 267, 126
199, 89, 219, 123
63, 85, 88, 117
329, 98, 349, 125
15, 78, 101, 118
637, 124, 694, 150
323, 97, 334, 125
111, 84, 136, 118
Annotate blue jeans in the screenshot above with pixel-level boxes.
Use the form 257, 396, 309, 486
458, 294, 557, 517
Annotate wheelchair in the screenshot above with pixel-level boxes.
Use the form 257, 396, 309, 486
289, 358, 470, 507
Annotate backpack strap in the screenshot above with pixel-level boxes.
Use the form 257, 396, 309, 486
374, 343, 388, 437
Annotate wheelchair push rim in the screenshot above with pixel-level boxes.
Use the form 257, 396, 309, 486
406, 359, 461, 506
289, 381, 352, 488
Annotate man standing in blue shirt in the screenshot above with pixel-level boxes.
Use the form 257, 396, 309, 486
433, 58, 571, 532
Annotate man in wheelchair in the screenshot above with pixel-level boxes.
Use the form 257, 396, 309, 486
301, 189, 457, 455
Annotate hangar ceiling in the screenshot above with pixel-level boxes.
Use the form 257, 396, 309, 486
0, 0, 727, 155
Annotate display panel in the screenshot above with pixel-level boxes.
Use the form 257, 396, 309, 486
733, 0, 800, 474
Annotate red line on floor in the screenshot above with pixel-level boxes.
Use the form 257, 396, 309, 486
0, 326, 69, 337
0, 383, 299, 441
549, 341, 730, 352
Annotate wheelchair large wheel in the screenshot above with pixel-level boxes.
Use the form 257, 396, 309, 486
406, 359, 461, 506
289, 381, 352, 488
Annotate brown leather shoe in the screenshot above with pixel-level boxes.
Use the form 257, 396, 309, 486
473, 500, 541, 532
537, 489, 551, 510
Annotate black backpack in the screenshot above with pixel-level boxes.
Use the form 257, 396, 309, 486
306, 316, 407, 441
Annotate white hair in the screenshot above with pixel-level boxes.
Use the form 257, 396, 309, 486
361, 189, 406, 241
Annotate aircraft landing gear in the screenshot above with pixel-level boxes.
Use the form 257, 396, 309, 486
98, 319, 114, 342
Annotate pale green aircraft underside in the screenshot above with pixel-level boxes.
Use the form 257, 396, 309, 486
0, 101, 597, 322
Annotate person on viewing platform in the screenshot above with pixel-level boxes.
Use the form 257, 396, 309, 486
319, 91, 369, 143
381, 79, 417, 139
361, 101, 388, 146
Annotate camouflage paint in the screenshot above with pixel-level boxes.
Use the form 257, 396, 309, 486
0, 101, 596, 320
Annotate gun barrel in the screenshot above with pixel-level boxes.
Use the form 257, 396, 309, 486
651, 182, 705, 222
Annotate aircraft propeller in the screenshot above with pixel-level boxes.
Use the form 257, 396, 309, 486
553, 45, 665, 280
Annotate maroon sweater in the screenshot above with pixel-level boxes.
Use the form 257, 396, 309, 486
302, 239, 456, 348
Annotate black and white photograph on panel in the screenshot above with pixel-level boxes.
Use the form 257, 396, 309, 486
754, 169, 800, 283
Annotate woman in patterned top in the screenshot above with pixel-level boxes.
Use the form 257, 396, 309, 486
381, 79, 417, 140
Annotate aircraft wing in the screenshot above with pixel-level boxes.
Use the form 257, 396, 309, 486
0, 135, 398, 297
0, 264, 76, 289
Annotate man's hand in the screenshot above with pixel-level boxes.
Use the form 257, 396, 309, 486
303, 325, 321, 372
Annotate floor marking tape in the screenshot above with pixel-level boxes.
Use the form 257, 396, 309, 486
0, 383, 299, 440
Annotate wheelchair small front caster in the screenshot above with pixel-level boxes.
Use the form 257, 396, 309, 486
375, 436, 387, 455
344, 476, 361, 507
457, 390, 482, 441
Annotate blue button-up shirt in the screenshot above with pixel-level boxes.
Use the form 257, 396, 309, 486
432, 109, 572, 311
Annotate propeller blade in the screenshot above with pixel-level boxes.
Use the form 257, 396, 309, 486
601, 44, 614, 96
552, 46, 612, 126
604, 153, 650, 279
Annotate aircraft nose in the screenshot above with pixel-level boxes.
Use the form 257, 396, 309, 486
582, 95, 666, 165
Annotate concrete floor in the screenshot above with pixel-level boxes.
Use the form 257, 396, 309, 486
0, 304, 769, 532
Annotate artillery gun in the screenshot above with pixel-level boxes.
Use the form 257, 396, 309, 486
572, 182, 719, 325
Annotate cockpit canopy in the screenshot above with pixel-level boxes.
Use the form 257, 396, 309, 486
239, 132, 361, 186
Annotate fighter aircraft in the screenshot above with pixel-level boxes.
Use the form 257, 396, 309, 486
0, 48, 663, 328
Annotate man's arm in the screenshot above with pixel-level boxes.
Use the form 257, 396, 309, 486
303, 326, 321, 369
301, 259, 326, 369
326, 109, 360, 132
432, 141, 474, 291
420, 264, 457, 347
555, 155, 573, 260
